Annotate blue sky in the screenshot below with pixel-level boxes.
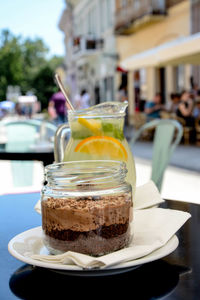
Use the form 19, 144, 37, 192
0, 0, 66, 57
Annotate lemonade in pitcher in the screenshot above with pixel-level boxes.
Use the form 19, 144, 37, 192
54, 102, 136, 192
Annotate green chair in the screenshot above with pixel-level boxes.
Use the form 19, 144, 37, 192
1, 119, 57, 187
130, 119, 183, 191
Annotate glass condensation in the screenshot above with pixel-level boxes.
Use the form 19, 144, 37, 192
41, 161, 133, 256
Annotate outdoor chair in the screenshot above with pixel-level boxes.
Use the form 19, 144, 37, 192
131, 112, 146, 130
173, 116, 193, 145
130, 119, 183, 191
0, 119, 57, 188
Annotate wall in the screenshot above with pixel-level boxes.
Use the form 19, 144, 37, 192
115, 0, 190, 112
116, 0, 190, 62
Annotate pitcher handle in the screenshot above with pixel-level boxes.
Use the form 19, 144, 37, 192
54, 123, 70, 163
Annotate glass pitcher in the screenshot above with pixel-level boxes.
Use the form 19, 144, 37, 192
54, 102, 136, 193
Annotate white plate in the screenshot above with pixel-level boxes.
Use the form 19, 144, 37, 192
8, 226, 179, 276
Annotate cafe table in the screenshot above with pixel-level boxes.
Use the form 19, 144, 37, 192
0, 192, 200, 300
0, 146, 54, 167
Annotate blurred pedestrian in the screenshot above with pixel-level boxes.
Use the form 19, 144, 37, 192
73, 92, 82, 110
0, 108, 4, 119
27, 103, 33, 118
144, 92, 164, 120
193, 91, 200, 119
168, 93, 181, 114
117, 85, 128, 102
48, 90, 67, 125
15, 103, 22, 116
176, 91, 195, 127
190, 83, 199, 99
80, 89, 90, 109
48, 101, 57, 122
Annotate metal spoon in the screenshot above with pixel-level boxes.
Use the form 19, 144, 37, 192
54, 73, 75, 111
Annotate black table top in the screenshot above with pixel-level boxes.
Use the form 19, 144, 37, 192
0, 150, 54, 166
0, 192, 199, 300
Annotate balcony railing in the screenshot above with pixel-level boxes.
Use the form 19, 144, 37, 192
115, 0, 166, 34
72, 36, 104, 58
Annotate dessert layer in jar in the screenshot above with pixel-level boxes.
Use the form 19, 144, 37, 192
42, 193, 133, 256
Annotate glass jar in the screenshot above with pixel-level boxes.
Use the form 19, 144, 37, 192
41, 160, 133, 256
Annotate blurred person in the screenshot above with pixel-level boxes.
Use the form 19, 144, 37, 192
193, 91, 200, 119
34, 101, 41, 114
190, 83, 199, 99
48, 100, 57, 122
176, 91, 195, 127
144, 92, 164, 120
49, 90, 67, 125
0, 108, 4, 119
193, 100, 200, 119
168, 93, 181, 114
117, 85, 128, 125
73, 92, 82, 110
27, 103, 33, 118
80, 89, 90, 109
15, 103, 22, 116
117, 85, 128, 102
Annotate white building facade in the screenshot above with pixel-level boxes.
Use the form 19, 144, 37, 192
59, 0, 118, 106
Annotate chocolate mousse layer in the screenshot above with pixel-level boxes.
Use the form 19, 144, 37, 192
42, 193, 132, 256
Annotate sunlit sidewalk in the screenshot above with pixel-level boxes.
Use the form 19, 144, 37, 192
135, 157, 200, 205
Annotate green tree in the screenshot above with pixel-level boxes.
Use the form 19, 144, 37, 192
48, 55, 64, 70
0, 30, 24, 99
32, 65, 56, 109
0, 29, 64, 107
32, 55, 64, 109
21, 37, 48, 92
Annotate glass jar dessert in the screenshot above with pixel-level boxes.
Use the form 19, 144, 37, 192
41, 160, 133, 256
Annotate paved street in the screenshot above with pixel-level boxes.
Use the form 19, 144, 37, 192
125, 125, 200, 170
131, 141, 200, 172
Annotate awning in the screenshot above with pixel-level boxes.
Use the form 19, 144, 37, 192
121, 32, 200, 70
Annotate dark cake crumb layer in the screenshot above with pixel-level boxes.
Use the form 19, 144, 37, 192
43, 222, 129, 241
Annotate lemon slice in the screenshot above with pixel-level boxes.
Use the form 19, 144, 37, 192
75, 136, 128, 161
78, 118, 102, 135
